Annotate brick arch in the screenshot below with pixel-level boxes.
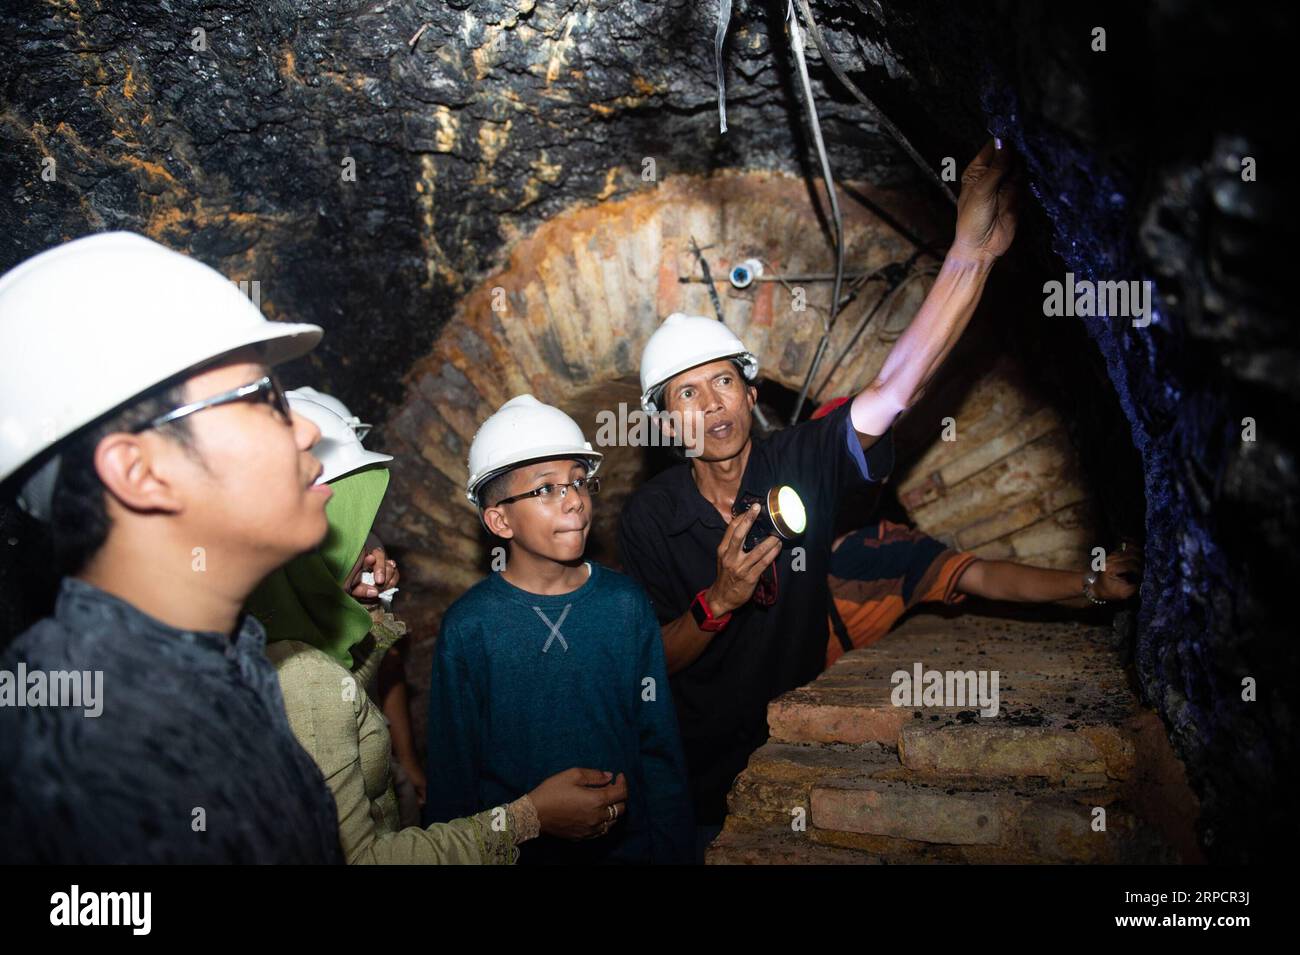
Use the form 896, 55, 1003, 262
374, 171, 1097, 716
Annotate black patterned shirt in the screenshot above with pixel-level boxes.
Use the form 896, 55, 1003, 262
0, 577, 344, 863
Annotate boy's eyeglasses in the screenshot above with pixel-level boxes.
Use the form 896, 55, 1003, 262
130, 375, 292, 434
493, 476, 600, 507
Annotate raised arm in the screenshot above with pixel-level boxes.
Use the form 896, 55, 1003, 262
851, 140, 1020, 445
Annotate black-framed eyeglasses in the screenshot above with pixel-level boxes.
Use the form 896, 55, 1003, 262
130, 374, 292, 434
493, 476, 601, 507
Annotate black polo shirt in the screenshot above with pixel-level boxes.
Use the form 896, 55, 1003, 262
617, 400, 894, 823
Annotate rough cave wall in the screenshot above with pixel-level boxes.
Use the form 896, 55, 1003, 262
842, 0, 1296, 863
1, 1, 1292, 861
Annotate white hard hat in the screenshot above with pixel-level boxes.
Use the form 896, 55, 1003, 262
0, 231, 323, 517
466, 394, 602, 506
639, 312, 758, 413
287, 389, 392, 484
288, 386, 373, 441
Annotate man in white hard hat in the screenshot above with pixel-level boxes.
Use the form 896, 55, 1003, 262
425, 394, 693, 864
0, 232, 344, 863
617, 141, 1020, 842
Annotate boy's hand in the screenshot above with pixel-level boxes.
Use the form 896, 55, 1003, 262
528, 768, 628, 840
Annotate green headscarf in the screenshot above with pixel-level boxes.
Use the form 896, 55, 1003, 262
247, 468, 391, 667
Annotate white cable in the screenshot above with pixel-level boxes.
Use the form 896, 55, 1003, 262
715, 0, 733, 134
787, 0, 845, 424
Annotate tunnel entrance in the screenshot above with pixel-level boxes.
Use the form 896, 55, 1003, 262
371, 169, 1122, 809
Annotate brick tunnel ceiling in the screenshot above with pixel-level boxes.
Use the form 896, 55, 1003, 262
1, 2, 1293, 862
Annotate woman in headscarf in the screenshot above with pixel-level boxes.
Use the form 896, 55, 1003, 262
247, 389, 627, 864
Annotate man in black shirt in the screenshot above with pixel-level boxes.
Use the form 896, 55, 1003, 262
619, 395, 894, 827
617, 141, 1020, 836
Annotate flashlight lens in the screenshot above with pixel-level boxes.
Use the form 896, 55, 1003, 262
776, 485, 806, 534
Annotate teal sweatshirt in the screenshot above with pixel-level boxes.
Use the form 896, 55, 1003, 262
423, 562, 694, 864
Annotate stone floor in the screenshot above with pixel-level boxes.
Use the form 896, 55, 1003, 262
707, 611, 1200, 864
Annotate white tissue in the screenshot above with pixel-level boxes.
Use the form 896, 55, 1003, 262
360, 571, 398, 609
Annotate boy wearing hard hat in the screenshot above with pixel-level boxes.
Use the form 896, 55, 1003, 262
617, 142, 1020, 845
252, 391, 630, 863
0, 232, 343, 863
423, 395, 693, 864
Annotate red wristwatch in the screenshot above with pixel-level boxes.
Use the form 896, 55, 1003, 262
690, 589, 732, 631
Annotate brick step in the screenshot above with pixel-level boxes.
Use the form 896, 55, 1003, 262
720, 741, 1177, 864
712, 819, 1174, 865
723, 613, 1198, 863
898, 722, 1135, 780
767, 614, 1140, 773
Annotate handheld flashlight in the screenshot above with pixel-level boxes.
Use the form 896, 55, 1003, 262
731, 485, 807, 552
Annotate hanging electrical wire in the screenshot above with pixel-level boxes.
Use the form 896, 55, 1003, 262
871, 264, 942, 344
715, 0, 733, 134
811, 258, 941, 404
786, 0, 845, 425
710, 2, 954, 421
758, 256, 892, 332
794, 0, 956, 207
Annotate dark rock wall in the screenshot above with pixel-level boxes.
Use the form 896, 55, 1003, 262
889, 0, 1295, 863
1, 0, 920, 415
1, 0, 1292, 861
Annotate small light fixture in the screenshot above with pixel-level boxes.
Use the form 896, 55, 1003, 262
728, 258, 764, 289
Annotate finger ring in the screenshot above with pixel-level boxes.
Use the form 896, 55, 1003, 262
607, 804, 616, 821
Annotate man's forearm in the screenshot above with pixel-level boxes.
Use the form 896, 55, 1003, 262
851, 251, 995, 439
661, 610, 716, 675
960, 560, 1086, 604
661, 578, 750, 674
